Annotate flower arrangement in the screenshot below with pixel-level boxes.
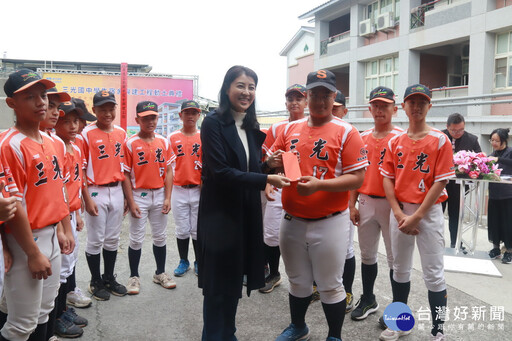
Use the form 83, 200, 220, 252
453, 150, 502, 180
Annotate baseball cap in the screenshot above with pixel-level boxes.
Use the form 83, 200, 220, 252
180, 100, 201, 112
59, 101, 83, 117
93, 90, 117, 107
4, 69, 55, 97
306, 70, 337, 93
72, 98, 97, 121
285, 84, 306, 97
403, 84, 432, 102
369, 87, 395, 104
47, 87, 71, 103
333, 90, 346, 106
136, 101, 159, 117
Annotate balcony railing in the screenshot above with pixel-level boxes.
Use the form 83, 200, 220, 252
320, 30, 350, 56
410, 0, 442, 29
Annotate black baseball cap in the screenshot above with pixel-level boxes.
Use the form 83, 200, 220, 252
306, 70, 337, 93
369, 87, 395, 104
136, 101, 159, 117
285, 84, 306, 97
403, 84, 432, 102
93, 90, 117, 107
180, 100, 201, 112
59, 101, 83, 117
47, 87, 71, 103
334, 90, 346, 106
72, 98, 97, 121
4, 69, 55, 97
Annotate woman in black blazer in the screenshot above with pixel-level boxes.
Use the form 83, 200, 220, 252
197, 65, 290, 341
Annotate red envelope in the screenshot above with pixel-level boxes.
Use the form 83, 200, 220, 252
282, 152, 302, 181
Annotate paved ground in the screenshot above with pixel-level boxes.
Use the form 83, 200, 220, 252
68, 213, 511, 341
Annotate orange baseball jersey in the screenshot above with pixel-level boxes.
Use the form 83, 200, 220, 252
124, 134, 172, 189
380, 129, 455, 204
0, 129, 69, 230
167, 130, 202, 186
74, 134, 87, 169
48, 133, 70, 183
81, 124, 126, 185
263, 119, 288, 155
63, 142, 85, 212
358, 126, 404, 197
0, 159, 10, 225
270, 117, 368, 219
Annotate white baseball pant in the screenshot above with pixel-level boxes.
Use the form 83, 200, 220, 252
85, 184, 124, 254
60, 210, 79, 283
171, 185, 199, 240
357, 194, 393, 267
129, 187, 168, 250
280, 210, 350, 304
346, 222, 355, 259
390, 202, 446, 292
1, 225, 61, 341
263, 188, 282, 247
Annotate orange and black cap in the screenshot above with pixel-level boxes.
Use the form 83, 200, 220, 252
369, 86, 395, 104
47, 87, 71, 103
306, 69, 337, 93
4, 69, 55, 97
59, 101, 83, 118
285, 84, 306, 97
136, 101, 159, 117
334, 90, 346, 106
93, 90, 117, 107
72, 98, 97, 121
403, 84, 432, 102
180, 100, 201, 112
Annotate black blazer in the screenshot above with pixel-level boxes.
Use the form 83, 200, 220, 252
197, 110, 268, 297
442, 130, 481, 153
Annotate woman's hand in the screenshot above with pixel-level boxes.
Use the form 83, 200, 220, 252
267, 150, 285, 169
267, 174, 291, 189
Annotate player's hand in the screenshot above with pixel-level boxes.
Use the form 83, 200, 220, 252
267, 150, 284, 169
85, 200, 99, 216
27, 251, 52, 280
264, 183, 276, 201
3, 246, 12, 274
0, 182, 17, 221
130, 204, 142, 219
162, 199, 171, 214
65, 230, 75, 254
349, 206, 360, 226
296, 176, 320, 196
57, 229, 71, 255
267, 174, 291, 189
76, 214, 84, 232
397, 214, 420, 235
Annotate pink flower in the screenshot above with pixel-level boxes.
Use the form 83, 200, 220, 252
495, 168, 502, 176
469, 171, 480, 179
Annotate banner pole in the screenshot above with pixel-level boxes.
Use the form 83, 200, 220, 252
120, 63, 128, 131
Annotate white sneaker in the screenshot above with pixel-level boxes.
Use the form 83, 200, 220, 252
153, 272, 176, 289
431, 332, 446, 341
66, 287, 92, 308
126, 276, 141, 295
48, 336, 61, 341
379, 328, 413, 341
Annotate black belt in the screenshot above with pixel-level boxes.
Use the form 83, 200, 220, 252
285, 211, 342, 222
368, 194, 386, 199
181, 184, 199, 189
99, 181, 119, 187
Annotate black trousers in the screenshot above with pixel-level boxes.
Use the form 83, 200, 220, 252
488, 198, 512, 249
443, 181, 463, 247
202, 294, 239, 341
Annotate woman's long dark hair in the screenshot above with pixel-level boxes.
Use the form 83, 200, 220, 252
491, 128, 510, 147
218, 65, 259, 130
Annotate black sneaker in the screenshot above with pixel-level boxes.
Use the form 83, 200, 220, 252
62, 307, 88, 327
502, 252, 512, 264
55, 317, 83, 338
102, 274, 127, 296
489, 248, 501, 259
378, 315, 387, 329
88, 278, 110, 301
350, 295, 379, 320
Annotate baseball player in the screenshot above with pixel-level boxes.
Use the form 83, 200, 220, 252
272, 70, 367, 341
81, 90, 127, 300
0, 164, 17, 295
348, 87, 404, 323
167, 100, 202, 277
259, 84, 307, 294
0, 69, 72, 341
379, 84, 454, 341
122, 101, 175, 294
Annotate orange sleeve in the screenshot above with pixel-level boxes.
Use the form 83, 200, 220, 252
0, 143, 24, 199
340, 128, 368, 173
434, 135, 456, 182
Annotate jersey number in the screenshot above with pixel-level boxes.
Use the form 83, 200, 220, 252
312, 166, 328, 180
418, 179, 426, 193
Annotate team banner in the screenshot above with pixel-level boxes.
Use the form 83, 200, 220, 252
43, 72, 194, 130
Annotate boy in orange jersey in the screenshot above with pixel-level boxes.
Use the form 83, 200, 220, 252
0, 69, 72, 341
259, 84, 306, 294
167, 100, 202, 277
380, 84, 454, 341
81, 90, 127, 301
348, 87, 404, 324
72, 98, 96, 159
122, 101, 175, 294
272, 70, 367, 341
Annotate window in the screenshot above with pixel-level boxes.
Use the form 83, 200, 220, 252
365, 56, 399, 97
495, 32, 512, 88
365, 0, 400, 20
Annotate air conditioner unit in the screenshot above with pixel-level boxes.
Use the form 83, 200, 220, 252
359, 19, 375, 37
377, 12, 395, 31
